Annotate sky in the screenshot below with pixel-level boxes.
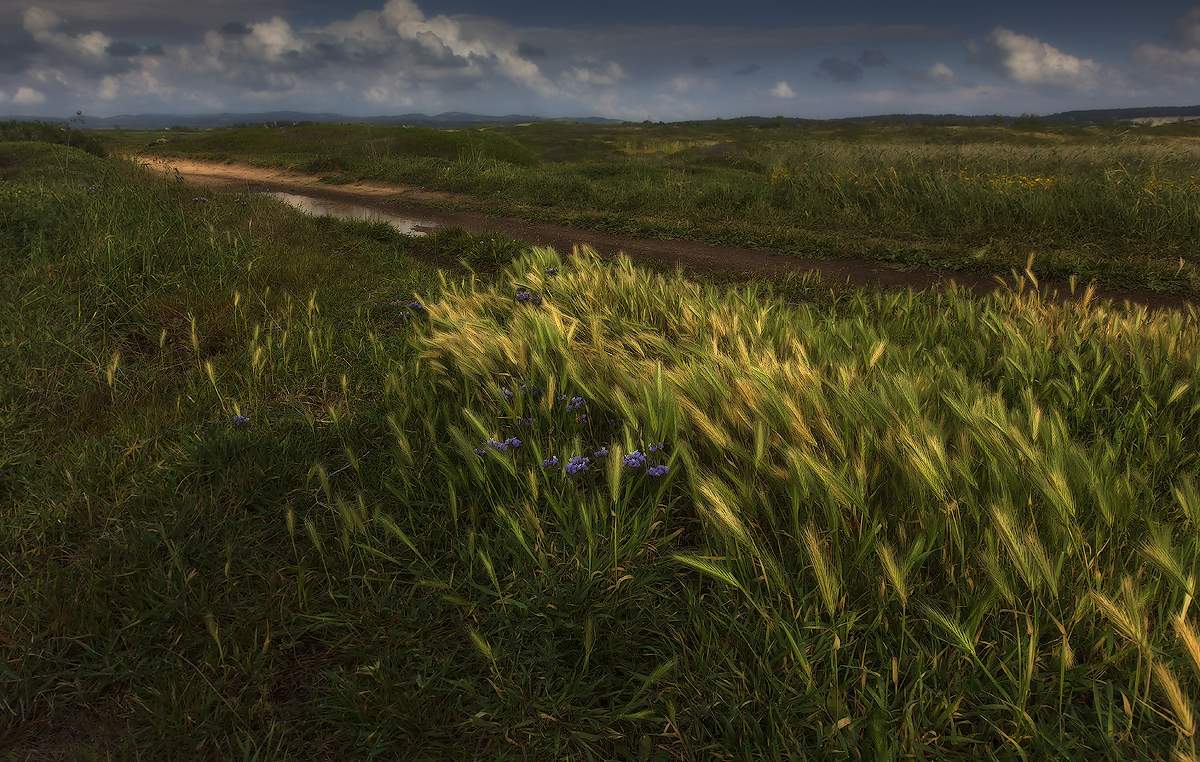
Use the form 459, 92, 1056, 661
2, 0, 1199, 120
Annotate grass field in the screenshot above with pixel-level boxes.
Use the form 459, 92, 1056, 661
115, 119, 1200, 294
5, 131, 1200, 758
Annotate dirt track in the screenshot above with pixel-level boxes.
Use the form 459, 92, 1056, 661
139, 155, 1194, 309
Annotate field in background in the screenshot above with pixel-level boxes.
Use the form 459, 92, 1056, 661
114, 119, 1200, 294
5, 133, 1200, 758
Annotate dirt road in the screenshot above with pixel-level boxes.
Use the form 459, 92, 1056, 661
138, 155, 1194, 309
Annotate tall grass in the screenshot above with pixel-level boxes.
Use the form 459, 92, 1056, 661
347, 246, 1200, 756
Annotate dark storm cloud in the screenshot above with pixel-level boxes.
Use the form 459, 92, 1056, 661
1, 0, 1195, 122
220, 22, 252, 37
517, 42, 548, 59
858, 48, 888, 67
816, 56, 863, 83
0, 0, 292, 43
105, 40, 142, 57
309, 34, 473, 70
0, 33, 38, 74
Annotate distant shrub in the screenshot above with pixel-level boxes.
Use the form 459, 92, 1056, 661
0, 120, 107, 157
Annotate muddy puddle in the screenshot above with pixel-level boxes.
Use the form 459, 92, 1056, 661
267, 191, 438, 236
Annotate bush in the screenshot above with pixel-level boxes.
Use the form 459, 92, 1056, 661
0, 120, 107, 157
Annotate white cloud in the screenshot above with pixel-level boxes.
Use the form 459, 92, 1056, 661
378, 0, 557, 96
983, 28, 1100, 89
22, 6, 59, 36
770, 80, 795, 98
23, 6, 112, 60
926, 62, 956, 84
247, 17, 307, 62
13, 86, 47, 105
563, 61, 626, 88
98, 75, 119, 100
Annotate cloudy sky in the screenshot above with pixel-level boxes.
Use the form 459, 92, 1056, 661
2, 0, 1199, 119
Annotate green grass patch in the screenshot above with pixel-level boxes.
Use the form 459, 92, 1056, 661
0, 120, 106, 157
117, 120, 1200, 294
5, 140, 1200, 758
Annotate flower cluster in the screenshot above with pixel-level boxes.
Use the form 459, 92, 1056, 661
471, 378, 670, 483
395, 298, 427, 321
231, 414, 251, 429
623, 446, 669, 478
566, 455, 591, 475
482, 436, 523, 454
515, 288, 543, 306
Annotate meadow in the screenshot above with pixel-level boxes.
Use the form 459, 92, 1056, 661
4, 129, 1200, 758
118, 119, 1200, 294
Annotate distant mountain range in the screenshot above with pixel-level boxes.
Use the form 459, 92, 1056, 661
0, 111, 624, 129
3, 106, 1200, 129
846, 105, 1200, 125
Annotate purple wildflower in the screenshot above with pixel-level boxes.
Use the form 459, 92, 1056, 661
501, 387, 514, 400
487, 438, 509, 452
566, 396, 586, 412
474, 447, 487, 457
593, 447, 609, 458
648, 442, 666, 454
542, 455, 560, 469
647, 464, 669, 478
231, 414, 250, 428
623, 451, 647, 468
505, 436, 522, 449
565, 455, 590, 475
545, 267, 559, 276
515, 289, 534, 303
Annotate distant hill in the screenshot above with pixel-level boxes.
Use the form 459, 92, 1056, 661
688, 106, 1200, 128
1046, 105, 1200, 123
4, 105, 1200, 129
0, 111, 624, 129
